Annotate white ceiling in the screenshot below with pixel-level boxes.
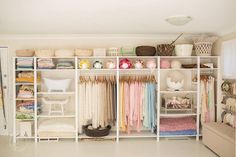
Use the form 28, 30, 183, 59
0, 0, 236, 35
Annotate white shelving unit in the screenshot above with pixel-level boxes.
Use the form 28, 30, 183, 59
13, 56, 220, 143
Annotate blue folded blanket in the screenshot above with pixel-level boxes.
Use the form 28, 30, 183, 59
160, 129, 197, 136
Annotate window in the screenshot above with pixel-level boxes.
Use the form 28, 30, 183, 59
222, 39, 236, 79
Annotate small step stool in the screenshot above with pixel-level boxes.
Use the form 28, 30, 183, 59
42, 97, 69, 115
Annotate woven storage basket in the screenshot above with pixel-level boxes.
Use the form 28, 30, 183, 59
156, 44, 175, 56
194, 42, 213, 56
75, 49, 93, 57
55, 49, 74, 57
107, 48, 120, 56
120, 47, 135, 56
83, 124, 111, 137
16, 49, 35, 57
35, 49, 54, 57
136, 46, 156, 56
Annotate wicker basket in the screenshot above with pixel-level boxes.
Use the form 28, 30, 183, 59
35, 49, 54, 57
83, 124, 111, 137
156, 44, 175, 56
120, 47, 135, 56
194, 42, 213, 56
16, 49, 35, 57
107, 48, 119, 56
136, 46, 156, 56
55, 49, 74, 57
75, 49, 93, 57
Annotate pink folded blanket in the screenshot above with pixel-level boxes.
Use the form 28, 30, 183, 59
160, 117, 196, 132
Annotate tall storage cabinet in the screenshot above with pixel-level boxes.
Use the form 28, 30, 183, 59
13, 56, 220, 143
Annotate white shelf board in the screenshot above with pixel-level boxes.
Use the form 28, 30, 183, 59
160, 113, 197, 117
160, 90, 197, 94
15, 69, 34, 71
118, 56, 157, 59
37, 136, 76, 139
16, 136, 35, 139
36, 57, 76, 59
160, 68, 197, 71
119, 131, 156, 138
37, 69, 75, 72
15, 83, 34, 85
16, 98, 35, 101
37, 114, 76, 118
199, 56, 219, 58
78, 56, 117, 59
37, 92, 75, 95
159, 134, 197, 138
200, 68, 219, 70
160, 56, 197, 59
78, 69, 117, 72
16, 119, 34, 121
78, 131, 117, 139
119, 68, 157, 71
14, 57, 35, 59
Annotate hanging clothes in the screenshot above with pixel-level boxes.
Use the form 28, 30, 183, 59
119, 75, 157, 134
78, 76, 117, 134
200, 75, 215, 123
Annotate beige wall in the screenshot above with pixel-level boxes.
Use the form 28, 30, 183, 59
213, 32, 236, 56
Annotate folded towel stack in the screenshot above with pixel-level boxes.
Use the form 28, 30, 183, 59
16, 58, 34, 70
56, 59, 74, 69
160, 117, 197, 136
17, 85, 34, 98
37, 58, 55, 69
16, 71, 34, 83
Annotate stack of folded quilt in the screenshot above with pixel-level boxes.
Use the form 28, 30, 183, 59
16, 101, 41, 119
160, 116, 197, 136
16, 58, 34, 70
16, 71, 34, 83
16, 101, 34, 119
17, 85, 34, 98
56, 59, 74, 69
37, 58, 55, 69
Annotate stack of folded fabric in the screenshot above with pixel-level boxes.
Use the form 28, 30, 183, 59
17, 85, 34, 98
56, 59, 74, 69
16, 101, 41, 119
160, 116, 197, 136
16, 58, 34, 70
16, 71, 34, 83
16, 101, 34, 119
37, 58, 55, 69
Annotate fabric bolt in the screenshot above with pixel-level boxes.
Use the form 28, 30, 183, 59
160, 129, 197, 136
160, 117, 196, 132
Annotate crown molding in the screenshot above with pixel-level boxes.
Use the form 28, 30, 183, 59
0, 33, 201, 40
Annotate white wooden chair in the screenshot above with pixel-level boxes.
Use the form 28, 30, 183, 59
42, 97, 69, 115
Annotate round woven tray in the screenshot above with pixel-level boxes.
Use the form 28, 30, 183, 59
83, 124, 111, 137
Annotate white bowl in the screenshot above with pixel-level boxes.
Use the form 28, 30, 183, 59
175, 44, 193, 56
166, 77, 184, 91
43, 78, 72, 92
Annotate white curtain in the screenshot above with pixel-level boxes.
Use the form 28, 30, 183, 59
222, 39, 236, 78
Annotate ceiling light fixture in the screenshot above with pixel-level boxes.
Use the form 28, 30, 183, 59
166, 15, 192, 26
